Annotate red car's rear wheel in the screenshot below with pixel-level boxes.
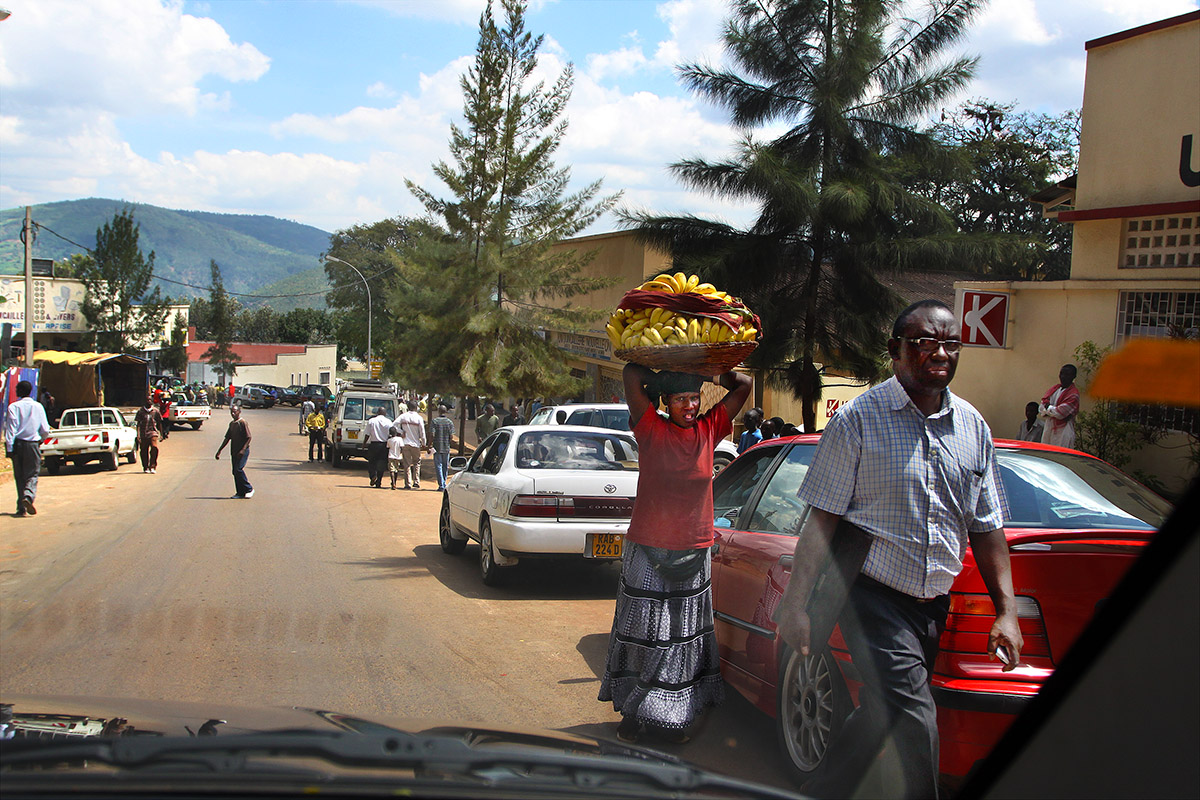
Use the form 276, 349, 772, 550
776, 645, 849, 781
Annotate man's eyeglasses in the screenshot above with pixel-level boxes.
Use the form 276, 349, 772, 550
897, 337, 963, 354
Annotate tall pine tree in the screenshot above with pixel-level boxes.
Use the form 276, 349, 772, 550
79, 208, 170, 353
201, 261, 241, 382
397, 0, 617, 401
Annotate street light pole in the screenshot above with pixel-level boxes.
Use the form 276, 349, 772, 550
325, 256, 371, 376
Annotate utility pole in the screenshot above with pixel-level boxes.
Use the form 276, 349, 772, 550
23, 206, 34, 365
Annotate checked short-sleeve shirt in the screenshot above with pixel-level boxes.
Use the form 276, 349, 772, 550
798, 376, 1006, 599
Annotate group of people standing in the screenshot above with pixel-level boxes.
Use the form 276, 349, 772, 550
362, 402, 456, 491
1016, 363, 1081, 448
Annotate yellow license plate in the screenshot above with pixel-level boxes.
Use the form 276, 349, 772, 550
347, 430, 359, 439
64, 449, 82, 456
590, 533, 624, 559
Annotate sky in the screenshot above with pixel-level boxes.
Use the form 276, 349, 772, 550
1, 0, 1197, 237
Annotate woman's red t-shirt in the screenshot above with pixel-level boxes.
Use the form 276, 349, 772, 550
626, 402, 732, 550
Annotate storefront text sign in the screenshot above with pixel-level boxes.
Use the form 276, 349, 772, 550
554, 331, 612, 361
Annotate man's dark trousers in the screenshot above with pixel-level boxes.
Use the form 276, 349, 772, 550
807, 578, 949, 800
308, 430, 325, 461
367, 441, 387, 486
10, 439, 41, 512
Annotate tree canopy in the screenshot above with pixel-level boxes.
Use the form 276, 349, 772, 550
77, 208, 170, 354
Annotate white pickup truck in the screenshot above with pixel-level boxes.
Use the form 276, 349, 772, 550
40, 406, 138, 473
165, 392, 211, 430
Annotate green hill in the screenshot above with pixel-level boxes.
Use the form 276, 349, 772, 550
0, 199, 334, 311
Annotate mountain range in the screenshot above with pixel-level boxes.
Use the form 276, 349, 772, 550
0, 199, 334, 311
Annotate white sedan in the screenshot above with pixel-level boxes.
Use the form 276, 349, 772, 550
439, 425, 640, 585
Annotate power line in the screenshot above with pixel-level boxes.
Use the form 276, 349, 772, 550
29, 220, 395, 300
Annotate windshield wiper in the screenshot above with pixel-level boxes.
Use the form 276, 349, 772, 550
2, 730, 800, 799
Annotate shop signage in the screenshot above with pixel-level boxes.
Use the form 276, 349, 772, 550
0, 277, 87, 334
961, 290, 1009, 348
554, 331, 612, 361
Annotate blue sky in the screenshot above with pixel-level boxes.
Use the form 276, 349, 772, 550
1, 0, 1197, 235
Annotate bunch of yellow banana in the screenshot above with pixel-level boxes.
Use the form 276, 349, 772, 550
606, 273, 759, 350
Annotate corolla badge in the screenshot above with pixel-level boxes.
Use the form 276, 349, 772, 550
604, 484, 616, 494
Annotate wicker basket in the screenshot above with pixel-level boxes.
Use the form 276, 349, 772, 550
614, 341, 758, 376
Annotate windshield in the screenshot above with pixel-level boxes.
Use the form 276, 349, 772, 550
514, 430, 639, 470
996, 449, 1171, 530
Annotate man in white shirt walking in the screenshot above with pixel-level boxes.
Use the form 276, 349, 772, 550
5, 380, 51, 517
364, 406, 393, 488
396, 400, 428, 490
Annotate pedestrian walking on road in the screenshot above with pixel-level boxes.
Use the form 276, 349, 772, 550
1038, 363, 1080, 449
775, 300, 1021, 800
364, 406, 393, 488
430, 404, 455, 491
306, 405, 327, 461
157, 392, 171, 440
475, 403, 500, 442
396, 400, 428, 489
599, 364, 752, 745
300, 397, 315, 435
5, 380, 51, 517
215, 404, 254, 499
134, 396, 163, 473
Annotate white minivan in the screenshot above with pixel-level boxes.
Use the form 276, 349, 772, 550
326, 379, 399, 466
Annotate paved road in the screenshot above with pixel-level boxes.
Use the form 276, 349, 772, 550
0, 404, 794, 792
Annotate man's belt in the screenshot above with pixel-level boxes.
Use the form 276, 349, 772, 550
857, 573, 945, 605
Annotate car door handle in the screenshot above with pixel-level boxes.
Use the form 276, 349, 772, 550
778, 555, 793, 566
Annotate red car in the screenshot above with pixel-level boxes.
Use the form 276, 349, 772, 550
710, 434, 1171, 785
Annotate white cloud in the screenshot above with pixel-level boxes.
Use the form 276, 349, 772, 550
366, 81, 397, 99
0, 0, 269, 117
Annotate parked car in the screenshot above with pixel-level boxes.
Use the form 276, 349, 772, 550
299, 384, 334, 405
528, 402, 740, 474
232, 386, 274, 409
244, 383, 281, 403
708, 434, 1171, 786
440, 425, 640, 585
326, 380, 398, 466
278, 385, 303, 406
40, 407, 138, 473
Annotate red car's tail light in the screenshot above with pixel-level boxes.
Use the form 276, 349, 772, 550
941, 593, 1052, 663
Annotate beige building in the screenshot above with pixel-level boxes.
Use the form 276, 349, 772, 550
953, 11, 1200, 493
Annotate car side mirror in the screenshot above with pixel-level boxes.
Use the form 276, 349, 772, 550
449, 456, 468, 472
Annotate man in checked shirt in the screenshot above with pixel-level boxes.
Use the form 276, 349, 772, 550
783, 299, 1022, 800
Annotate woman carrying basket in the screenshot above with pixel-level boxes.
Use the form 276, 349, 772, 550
599, 362, 752, 743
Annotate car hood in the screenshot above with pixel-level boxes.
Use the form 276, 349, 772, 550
0, 695, 798, 799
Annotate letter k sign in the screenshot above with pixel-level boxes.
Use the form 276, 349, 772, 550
961, 291, 1009, 347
